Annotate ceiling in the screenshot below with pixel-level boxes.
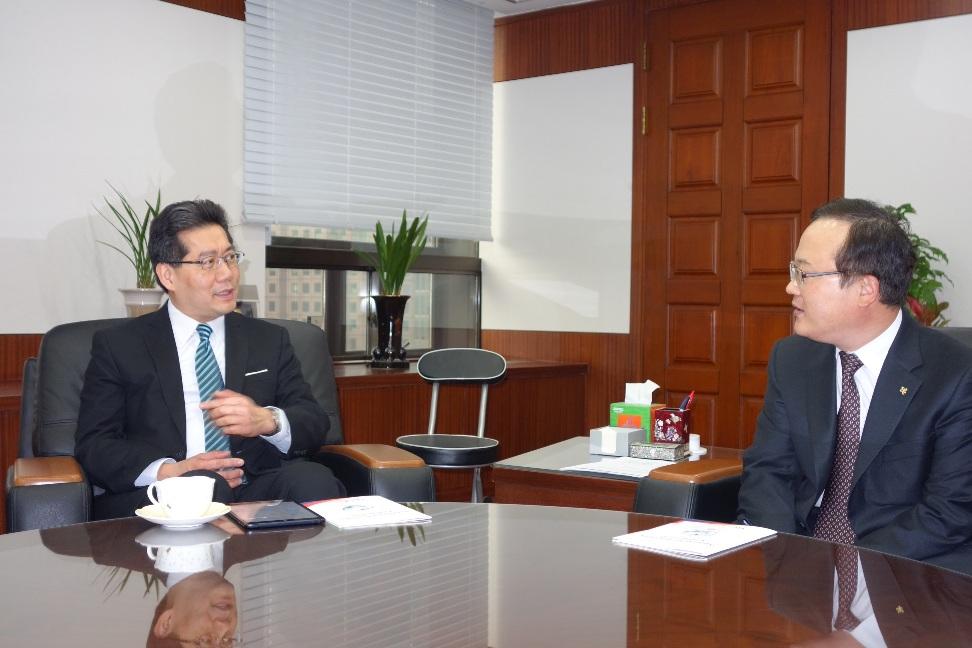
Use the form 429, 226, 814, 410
462, 0, 594, 17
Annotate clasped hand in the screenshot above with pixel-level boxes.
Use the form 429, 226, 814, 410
157, 390, 275, 488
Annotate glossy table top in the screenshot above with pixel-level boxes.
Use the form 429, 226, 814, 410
1, 503, 970, 647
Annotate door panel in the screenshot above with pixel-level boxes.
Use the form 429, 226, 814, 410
642, 0, 830, 448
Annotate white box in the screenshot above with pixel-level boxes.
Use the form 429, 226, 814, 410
589, 426, 646, 457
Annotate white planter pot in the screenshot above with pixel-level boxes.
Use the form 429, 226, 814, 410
120, 288, 164, 318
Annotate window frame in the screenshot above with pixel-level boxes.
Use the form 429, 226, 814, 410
266, 238, 482, 362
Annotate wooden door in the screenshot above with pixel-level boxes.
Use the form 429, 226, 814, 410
639, 0, 830, 448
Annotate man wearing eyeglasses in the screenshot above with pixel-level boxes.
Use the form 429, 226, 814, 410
76, 199, 344, 519
739, 198, 972, 575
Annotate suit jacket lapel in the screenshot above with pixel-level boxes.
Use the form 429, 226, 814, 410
854, 315, 921, 486
224, 312, 247, 394
807, 345, 838, 491
142, 306, 186, 439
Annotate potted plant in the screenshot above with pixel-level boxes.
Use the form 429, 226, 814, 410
96, 183, 163, 317
357, 210, 428, 368
887, 203, 952, 327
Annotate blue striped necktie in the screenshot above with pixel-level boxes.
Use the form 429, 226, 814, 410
196, 323, 229, 452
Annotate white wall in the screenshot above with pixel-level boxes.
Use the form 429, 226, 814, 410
845, 14, 972, 325
483, 64, 633, 334
0, 0, 264, 333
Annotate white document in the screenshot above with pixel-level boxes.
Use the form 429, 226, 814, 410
305, 496, 431, 529
561, 456, 672, 478
612, 520, 776, 561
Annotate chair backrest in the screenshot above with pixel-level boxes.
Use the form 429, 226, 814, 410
417, 348, 507, 437
417, 348, 507, 384
940, 327, 972, 348
26, 316, 343, 458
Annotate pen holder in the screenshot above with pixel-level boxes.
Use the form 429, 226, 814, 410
652, 407, 690, 444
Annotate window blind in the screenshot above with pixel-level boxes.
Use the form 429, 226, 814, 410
244, 0, 494, 241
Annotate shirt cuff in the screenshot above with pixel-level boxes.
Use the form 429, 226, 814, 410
261, 406, 293, 453
135, 458, 176, 487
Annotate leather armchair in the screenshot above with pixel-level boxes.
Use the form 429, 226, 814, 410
633, 458, 742, 523
7, 317, 434, 533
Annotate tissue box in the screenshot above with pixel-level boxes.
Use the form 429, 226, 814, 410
609, 403, 665, 431
628, 442, 689, 461
590, 426, 646, 456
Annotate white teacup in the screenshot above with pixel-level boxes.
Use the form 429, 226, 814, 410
147, 475, 215, 519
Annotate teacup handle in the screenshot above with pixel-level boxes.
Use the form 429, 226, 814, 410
147, 480, 163, 508
146, 546, 159, 560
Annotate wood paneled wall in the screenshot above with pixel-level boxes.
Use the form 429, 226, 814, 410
488, 0, 643, 434
494, 0, 638, 81
829, 0, 972, 196
161, 0, 244, 21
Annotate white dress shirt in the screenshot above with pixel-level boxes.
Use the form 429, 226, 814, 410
135, 302, 292, 486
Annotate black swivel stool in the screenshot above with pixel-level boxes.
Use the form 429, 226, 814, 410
396, 348, 507, 503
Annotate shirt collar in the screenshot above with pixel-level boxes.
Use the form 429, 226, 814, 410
166, 300, 226, 347
836, 309, 902, 375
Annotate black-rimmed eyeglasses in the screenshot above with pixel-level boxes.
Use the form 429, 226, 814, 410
165, 251, 245, 272
788, 261, 842, 286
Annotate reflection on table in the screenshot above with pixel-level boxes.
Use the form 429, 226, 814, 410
0, 503, 970, 646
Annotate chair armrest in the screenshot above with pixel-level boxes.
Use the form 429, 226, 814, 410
647, 457, 742, 484
315, 444, 435, 502
7, 458, 91, 532
319, 444, 425, 469
12, 456, 84, 487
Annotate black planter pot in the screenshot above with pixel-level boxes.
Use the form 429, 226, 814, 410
370, 295, 410, 369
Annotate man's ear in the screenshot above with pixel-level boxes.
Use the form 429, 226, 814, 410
156, 263, 176, 292
153, 608, 174, 638
857, 274, 881, 307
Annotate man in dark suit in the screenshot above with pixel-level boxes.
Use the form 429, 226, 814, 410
738, 198, 972, 573
76, 199, 344, 519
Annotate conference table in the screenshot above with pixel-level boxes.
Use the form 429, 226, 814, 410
1, 503, 970, 647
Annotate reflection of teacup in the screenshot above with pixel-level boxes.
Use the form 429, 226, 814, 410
146, 542, 220, 573
136, 525, 229, 574
147, 476, 215, 519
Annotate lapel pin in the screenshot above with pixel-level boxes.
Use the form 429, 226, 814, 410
899, 386, 908, 396
896, 605, 904, 615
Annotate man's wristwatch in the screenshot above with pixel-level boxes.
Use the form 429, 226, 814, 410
266, 406, 282, 436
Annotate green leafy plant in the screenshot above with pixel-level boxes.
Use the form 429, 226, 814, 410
356, 210, 429, 295
96, 183, 162, 289
888, 203, 951, 326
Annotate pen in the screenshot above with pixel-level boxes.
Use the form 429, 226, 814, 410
679, 390, 695, 410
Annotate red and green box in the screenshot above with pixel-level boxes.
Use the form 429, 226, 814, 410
609, 402, 665, 438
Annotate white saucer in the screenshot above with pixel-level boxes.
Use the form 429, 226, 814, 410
135, 502, 231, 530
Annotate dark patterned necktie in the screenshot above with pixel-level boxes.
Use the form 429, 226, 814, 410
196, 324, 229, 452
814, 351, 863, 545
833, 544, 861, 630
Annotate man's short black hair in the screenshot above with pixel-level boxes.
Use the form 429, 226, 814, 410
811, 197, 916, 306
149, 199, 234, 292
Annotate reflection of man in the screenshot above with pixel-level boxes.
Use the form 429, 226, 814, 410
76, 199, 344, 519
41, 517, 317, 648
762, 535, 972, 647
738, 198, 972, 572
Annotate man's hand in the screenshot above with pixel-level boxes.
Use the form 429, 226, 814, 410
156, 450, 245, 488
200, 389, 277, 438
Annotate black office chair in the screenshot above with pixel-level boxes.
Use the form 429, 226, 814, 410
632, 458, 742, 523
940, 326, 972, 348
7, 317, 435, 533
396, 348, 507, 503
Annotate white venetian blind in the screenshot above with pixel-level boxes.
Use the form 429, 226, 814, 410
244, 0, 494, 241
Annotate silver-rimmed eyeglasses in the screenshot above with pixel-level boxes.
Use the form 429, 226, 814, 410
788, 261, 842, 286
166, 251, 245, 272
